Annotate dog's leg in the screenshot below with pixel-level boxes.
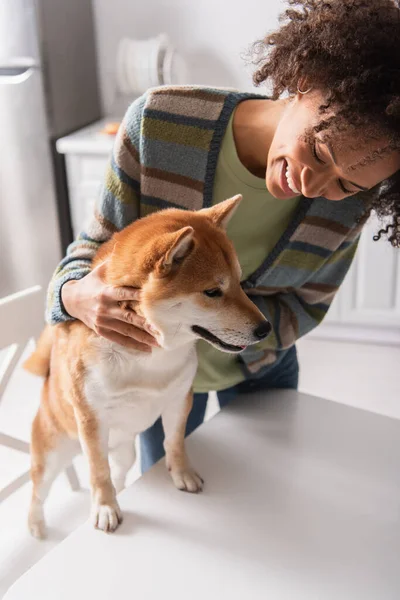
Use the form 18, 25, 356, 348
108, 429, 136, 494
162, 390, 203, 493
70, 358, 122, 533
74, 408, 122, 533
29, 421, 77, 539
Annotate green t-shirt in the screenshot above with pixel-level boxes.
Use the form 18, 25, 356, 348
193, 108, 300, 393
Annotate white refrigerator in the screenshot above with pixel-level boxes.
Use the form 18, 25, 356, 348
0, 0, 101, 297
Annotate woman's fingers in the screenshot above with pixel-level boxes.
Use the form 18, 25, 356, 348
96, 327, 153, 353
104, 285, 142, 304
86, 266, 157, 348
97, 317, 160, 347
105, 306, 147, 328
104, 306, 159, 337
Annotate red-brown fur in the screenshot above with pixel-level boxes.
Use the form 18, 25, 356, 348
25, 197, 268, 537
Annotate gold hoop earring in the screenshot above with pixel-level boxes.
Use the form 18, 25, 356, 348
297, 85, 313, 95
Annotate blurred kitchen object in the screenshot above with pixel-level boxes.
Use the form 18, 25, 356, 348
0, 0, 101, 297
115, 34, 187, 102
56, 33, 188, 240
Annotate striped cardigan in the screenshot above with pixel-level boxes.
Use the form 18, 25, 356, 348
47, 85, 367, 375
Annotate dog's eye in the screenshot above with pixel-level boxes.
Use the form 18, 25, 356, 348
203, 288, 223, 298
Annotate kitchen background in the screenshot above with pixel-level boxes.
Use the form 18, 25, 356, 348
0, 0, 399, 597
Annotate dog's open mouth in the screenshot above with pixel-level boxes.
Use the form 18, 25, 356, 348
191, 325, 246, 353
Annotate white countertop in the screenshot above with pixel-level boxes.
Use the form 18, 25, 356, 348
5, 390, 400, 600
56, 118, 120, 155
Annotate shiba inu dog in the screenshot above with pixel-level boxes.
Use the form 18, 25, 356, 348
24, 195, 271, 538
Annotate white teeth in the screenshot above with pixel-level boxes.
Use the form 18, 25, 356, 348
285, 166, 301, 194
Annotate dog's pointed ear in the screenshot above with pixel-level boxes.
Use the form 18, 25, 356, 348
157, 226, 194, 275
200, 194, 242, 230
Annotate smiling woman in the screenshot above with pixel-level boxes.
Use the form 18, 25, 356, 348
44, 0, 400, 474
248, 0, 400, 245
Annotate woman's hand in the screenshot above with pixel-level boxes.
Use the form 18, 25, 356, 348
61, 262, 159, 352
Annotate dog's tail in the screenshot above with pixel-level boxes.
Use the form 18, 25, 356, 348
23, 325, 53, 378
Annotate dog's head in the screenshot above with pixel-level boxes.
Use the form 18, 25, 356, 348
103, 195, 271, 352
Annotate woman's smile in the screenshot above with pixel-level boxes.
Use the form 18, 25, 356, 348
278, 158, 301, 197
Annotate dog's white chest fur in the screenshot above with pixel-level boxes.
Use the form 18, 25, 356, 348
85, 340, 197, 434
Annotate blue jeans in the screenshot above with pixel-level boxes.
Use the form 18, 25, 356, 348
140, 345, 299, 473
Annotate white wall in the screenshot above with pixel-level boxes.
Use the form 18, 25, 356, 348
92, 0, 284, 115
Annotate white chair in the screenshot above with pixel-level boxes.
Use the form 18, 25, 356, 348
0, 285, 79, 502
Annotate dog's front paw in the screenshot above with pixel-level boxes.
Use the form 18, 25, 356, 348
170, 468, 204, 493
28, 516, 47, 540
92, 501, 123, 533
28, 503, 47, 539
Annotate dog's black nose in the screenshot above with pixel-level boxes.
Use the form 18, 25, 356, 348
254, 321, 271, 340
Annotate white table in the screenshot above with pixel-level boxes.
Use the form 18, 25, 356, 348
5, 391, 400, 600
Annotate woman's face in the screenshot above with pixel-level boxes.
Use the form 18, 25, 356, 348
266, 90, 400, 201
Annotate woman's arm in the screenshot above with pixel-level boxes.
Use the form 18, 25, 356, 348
46, 94, 147, 324
44, 93, 158, 351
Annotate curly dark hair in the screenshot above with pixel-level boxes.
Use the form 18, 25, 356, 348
249, 0, 400, 246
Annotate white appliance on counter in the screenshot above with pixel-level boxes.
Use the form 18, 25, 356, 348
57, 122, 400, 347
116, 34, 187, 96
56, 31, 188, 237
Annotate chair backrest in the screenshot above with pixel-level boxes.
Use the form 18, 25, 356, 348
0, 285, 45, 349
0, 285, 80, 502
0, 285, 45, 397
